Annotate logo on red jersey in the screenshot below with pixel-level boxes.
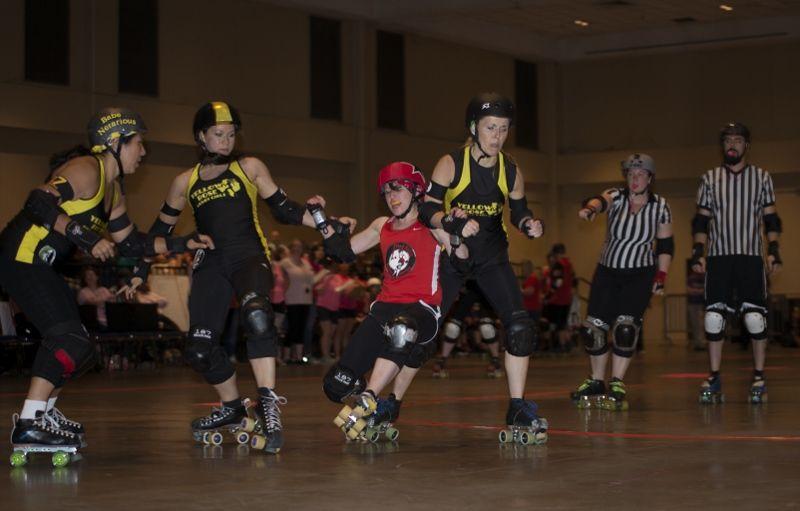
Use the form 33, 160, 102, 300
386, 242, 416, 278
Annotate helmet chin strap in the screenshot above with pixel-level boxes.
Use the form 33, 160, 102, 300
200, 145, 233, 166
110, 144, 126, 195
472, 139, 491, 163
394, 199, 417, 220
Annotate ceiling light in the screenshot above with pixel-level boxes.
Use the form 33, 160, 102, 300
719, 4, 733, 11
574, 19, 590, 27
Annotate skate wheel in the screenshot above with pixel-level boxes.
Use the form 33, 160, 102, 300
519, 432, 532, 445
251, 434, 267, 450
10, 451, 27, 468
337, 405, 353, 421
210, 432, 224, 446
333, 415, 346, 428
533, 431, 548, 445
201, 432, 211, 445
366, 429, 380, 443
236, 432, 250, 445
498, 430, 510, 443
619, 401, 629, 411
192, 430, 203, 443
52, 451, 70, 467
241, 417, 258, 433
346, 426, 362, 441
385, 427, 399, 442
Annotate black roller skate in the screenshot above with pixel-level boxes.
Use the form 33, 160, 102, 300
333, 390, 377, 441
10, 411, 80, 467
499, 399, 548, 445
570, 378, 606, 409
486, 357, 504, 378
48, 407, 87, 447
699, 374, 724, 404
191, 399, 250, 446
364, 394, 401, 443
432, 357, 449, 378
246, 389, 287, 454
749, 377, 767, 404
600, 378, 629, 411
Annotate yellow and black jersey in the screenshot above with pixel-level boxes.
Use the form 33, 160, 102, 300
0, 156, 115, 265
445, 146, 516, 263
186, 160, 269, 259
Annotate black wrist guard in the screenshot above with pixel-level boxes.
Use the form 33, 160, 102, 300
130, 260, 150, 285
65, 220, 102, 252
307, 203, 330, 235
441, 214, 468, 236
768, 240, 782, 265
690, 242, 705, 267
166, 232, 198, 253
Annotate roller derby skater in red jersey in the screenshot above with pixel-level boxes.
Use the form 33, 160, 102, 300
152, 101, 338, 453
320, 162, 467, 442
1, 108, 210, 467
410, 93, 548, 445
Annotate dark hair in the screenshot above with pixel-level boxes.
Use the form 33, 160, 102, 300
47, 145, 92, 178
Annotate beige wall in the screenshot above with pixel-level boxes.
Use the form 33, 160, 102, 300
1, 0, 799, 339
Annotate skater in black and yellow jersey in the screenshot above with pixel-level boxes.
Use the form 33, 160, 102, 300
152, 102, 341, 453
1, 108, 210, 467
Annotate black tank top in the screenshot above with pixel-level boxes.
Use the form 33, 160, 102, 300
0, 156, 114, 265
186, 160, 269, 259
444, 146, 516, 264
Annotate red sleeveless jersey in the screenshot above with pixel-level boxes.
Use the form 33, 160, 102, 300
377, 218, 442, 305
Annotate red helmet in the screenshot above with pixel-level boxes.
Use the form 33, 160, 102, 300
377, 162, 426, 198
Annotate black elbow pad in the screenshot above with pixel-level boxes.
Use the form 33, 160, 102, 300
655, 236, 674, 256
23, 189, 61, 229
691, 213, 710, 235
265, 188, 304, 225
509, 196, 534, 231
418, 201, 442, 229
764, 213, 782, 234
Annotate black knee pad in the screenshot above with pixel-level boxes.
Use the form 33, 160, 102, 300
404, 341, 436, 369
240, 292, 278, 359
611, 315, 640, 358
322, 364, 364, 403
478, 317, 497, 344
32, 321, 96, 385
185, 326, 234, 385
505, 311, 537, 357
580, 317, 609, 356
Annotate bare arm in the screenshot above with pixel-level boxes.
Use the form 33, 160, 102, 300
350, 217, 388, 255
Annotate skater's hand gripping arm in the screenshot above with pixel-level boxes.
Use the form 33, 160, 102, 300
652, 222, 673, 296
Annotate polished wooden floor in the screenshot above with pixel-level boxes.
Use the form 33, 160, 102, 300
2, 343, 799, 510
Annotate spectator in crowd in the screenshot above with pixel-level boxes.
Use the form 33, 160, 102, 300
77, 266, 114, 328
280, 239, 315, 363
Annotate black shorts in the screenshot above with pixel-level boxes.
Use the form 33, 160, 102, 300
542, 304, 569, 330
339, 301, 441, 375
338, 308, 357, 319
317, 306, 338, 323
705, 255, 766, 310
586, 264, 655, 326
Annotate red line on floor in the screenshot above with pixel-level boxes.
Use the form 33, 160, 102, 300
401, 419, 800, 442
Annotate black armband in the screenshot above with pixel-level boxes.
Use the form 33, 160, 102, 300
149, 217, 176, 236
265, 188, 304, 225
130, 260, 150, 284
426, 181, 447, 201
581, 195, 608, 213
47, 176, 75, 201
323, 227, 356, 263
655, 236, 675, 256
108, 213, 132, 233
764, 213, 782, 234
418, 200, 443, 229
23, 189, 61, 229
509, 196, 534, 232
768, 240, 782, 264
691, 213, 711, 235
160, 202, 182, 217
118, 228, 155, 258
64, 220, 102, 252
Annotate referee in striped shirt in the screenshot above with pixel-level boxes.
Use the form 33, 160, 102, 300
691, 122, 782, 404
570, 153, 673, 410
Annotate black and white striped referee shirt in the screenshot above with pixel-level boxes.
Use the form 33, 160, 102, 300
599, 188, 672, 269
696, 165, 776, 257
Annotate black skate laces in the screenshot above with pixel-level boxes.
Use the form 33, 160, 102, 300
259, 392, 287, 433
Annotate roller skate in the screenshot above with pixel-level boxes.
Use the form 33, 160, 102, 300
498, 399, 548, 446
699, 374, 724, 404
246, 389, 287, 454
333, 391, 377, 441
570, 377, 606, 409
749, 377, 767, 404
191, 399, 250, 446
486, 357, 504, 378
431, 357, 449, 378
47, 408, 87, 448
600, 378, 629, 411
10, 412, 80, 467
363, 394, 401, 443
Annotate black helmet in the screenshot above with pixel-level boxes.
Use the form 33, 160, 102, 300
193, 101, 242, 143
87, 107, 147, 154
719, 122, 750, 144
465, 93, 514, 135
